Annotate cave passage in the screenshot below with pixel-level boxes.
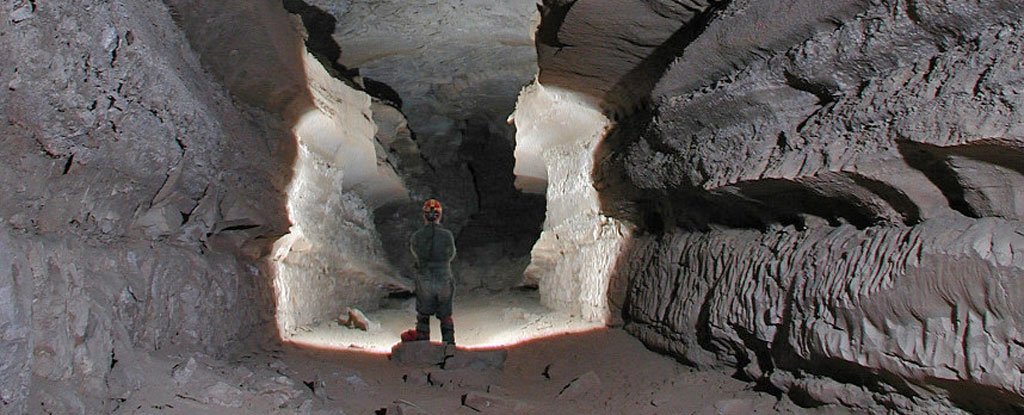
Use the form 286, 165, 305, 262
9, 0, 1024, 413
270, 0, 607, 352
278, 114, 604, 352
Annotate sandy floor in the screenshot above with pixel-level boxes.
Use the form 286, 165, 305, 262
289, 288, 603, 352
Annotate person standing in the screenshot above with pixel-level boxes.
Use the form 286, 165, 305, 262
404, 198, 457, 345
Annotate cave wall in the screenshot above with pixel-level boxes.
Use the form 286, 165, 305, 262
528, 0, 1024, 412
274, 50, 408, 333
166, 0, 414, 334
0, 0, 291, 411
622, 219, 1024, 412
0, 0, 415, 411
274, 103, 401, 333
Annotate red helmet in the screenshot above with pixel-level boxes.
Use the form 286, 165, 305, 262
422, 199, 442, 222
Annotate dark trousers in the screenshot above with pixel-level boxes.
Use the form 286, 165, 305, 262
415, 272, 455, 343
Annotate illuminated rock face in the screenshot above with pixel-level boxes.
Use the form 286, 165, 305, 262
293, 52, 408, 208
273, 52, 410, 334
510, 83, 633, 322
0, 0, 412, 410
271, 140, 395, 334
531, 0, 1024, 412
167, 1, 412, 336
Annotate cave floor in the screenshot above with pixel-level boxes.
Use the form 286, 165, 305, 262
110, 289, 848, 414
288, 288, 602, 352
115, 328, 838, 414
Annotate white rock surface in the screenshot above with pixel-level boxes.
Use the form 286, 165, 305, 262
294, 50, 409, 208
510, 82, 633, 322
272, 127, 398, 334
164, 0, 413, 336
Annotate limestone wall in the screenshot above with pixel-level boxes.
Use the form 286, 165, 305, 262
0, 1, 288, 411
272, 51, 408, 334
0, 0, 409, 411
510, 82, 633, 322
536, 0, 1024, 411
623, 219, 1024, 412
166, 0, 410, 335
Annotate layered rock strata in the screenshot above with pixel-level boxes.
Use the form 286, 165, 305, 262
526, 0, 1024, 412
274, 51, 408, 334
0, 0, 411, 411
1, 1, 290, 411
622, 218, 1024, 412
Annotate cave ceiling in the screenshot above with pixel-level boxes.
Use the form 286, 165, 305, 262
308, 0, 538, 159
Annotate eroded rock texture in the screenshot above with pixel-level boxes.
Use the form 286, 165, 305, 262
1, 1, 290, 411
166, 0, 417, 334
622, 219, 1024, 412
0, 0, 412, 411
531, 0, 1024, 412
510, 83, 634, 322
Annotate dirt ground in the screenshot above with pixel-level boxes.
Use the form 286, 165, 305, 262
113, 322, 854, 414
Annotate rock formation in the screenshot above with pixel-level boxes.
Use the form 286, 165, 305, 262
515, 0, 1024, 412
0, 0, 411, 410
509, 82, 633, 322
1, 1, 290, 410
5, 0, 1024, 412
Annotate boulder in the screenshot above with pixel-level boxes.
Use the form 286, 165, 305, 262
390, 342, 507, 371
390, 342, 449, 367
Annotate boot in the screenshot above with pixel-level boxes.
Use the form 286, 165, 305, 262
415, 314, 431, 341
440, 316, 455, 345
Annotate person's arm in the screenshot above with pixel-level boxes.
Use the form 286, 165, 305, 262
409, 233, 421, 271
443, 230, 456, 261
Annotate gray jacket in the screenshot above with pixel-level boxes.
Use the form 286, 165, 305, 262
409, 223, 456, 277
